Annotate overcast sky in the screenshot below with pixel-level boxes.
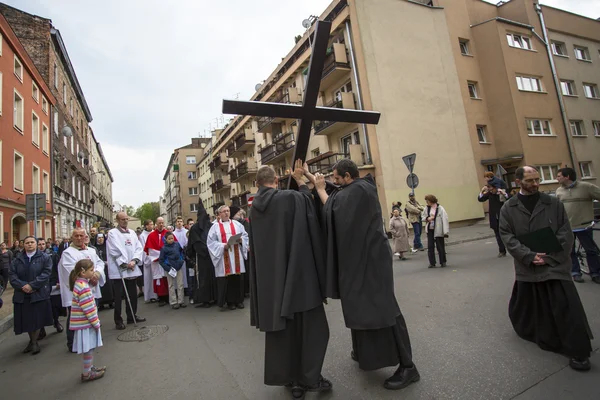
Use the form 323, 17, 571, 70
6, 0, 600, 209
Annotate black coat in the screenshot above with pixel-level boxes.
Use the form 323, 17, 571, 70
478, 192, 506, 229
9, 250, 52, 303
187, 202, 217, 304
322, 176, 401, 330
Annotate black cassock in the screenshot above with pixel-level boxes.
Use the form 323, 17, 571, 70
95, 242, 114, 307
187, 202, 217, 305
249, 185, 329, 387
322, 176, 413, 371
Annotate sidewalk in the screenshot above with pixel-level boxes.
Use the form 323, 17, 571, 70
0, 287, 14, 334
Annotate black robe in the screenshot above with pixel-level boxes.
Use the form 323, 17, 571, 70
249, 185, 329, 387
95, 242, 114, 306
322, 176, 413, 370
187, 202, 217, 305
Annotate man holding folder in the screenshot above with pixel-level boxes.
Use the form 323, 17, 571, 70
499, 166, 593, 371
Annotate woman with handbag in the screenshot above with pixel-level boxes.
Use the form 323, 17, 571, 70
421, 195, 450, 268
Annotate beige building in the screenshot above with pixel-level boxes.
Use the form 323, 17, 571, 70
88, 128, 113, 227
198, 131, 217, 213
163, 138, 210, 225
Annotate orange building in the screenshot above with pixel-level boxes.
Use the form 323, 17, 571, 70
0, 13, 56, 244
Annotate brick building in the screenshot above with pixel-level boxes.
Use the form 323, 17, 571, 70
0, 12, 56, 243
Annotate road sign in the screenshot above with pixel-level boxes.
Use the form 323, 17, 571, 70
26, 193, 46, 220
402, 153, 416, 173
247, 196, 254, 207
407, 173, 419, 189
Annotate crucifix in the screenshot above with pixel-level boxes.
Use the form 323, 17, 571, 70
222, 20, 381, 189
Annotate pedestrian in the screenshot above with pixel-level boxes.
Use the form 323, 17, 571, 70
478, 182, 509, 257
58, 228, 106, 353
89, 227, 98, 247
138, 220, 157, 303
186, 218, 194, 230
10, 240, 19, 257
106, 212, 146, 329
405, 193, 425, 252
231, 207, 250, 298
422, 194, 450, 268
68, 259, 106, 382
52, 240, 59, 254
13, 240, 25, 258
207, 205, 249, 311
187, 201, 218, 308
173, 216, 190, 297
556, 167, 600, 284
310, 159, 419, 390
499, 166, 593, 371
144, 217, 170, 307
9, 236, 53, 355
249, 162, 332, 399
159, 232, 187, 309
390, 209, 410, 260
1, 242, 13, 289
95, 233, 114, 309
37, 238, 62, 339
58, 237, 70, 258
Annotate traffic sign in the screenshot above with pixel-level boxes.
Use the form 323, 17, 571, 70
26, 193, 47, 220
406, 173, 419, 189
247, 196, 254, 207
402, 153, 417, 173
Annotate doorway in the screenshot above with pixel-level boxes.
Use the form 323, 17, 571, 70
11, 213, 28, 242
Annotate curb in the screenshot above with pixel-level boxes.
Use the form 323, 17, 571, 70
0, 314, 13, 335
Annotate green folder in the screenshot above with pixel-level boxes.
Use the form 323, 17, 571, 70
516, 227, 563, 254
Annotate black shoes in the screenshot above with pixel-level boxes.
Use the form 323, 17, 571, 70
350, 350, 358, 362
383, 364, 420, 390
569, 357, 591, 371
23, 341, 33, 353
55, 322, 64, 333
127, 315, 146, 323
179, 304, 187, 309
31, 342, 41, 355
305, 376, 333, 392
592, 276, 600, 284
115, 322, 126, 330
236, 303, 244, 309
158, 301, 166, 307
37, 328, 47, 341
573, 275, 585, 283
441, 263, 447, 268
172, 304, 180, 310
428, 265, 436, 268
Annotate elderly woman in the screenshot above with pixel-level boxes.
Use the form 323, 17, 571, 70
9, 236, 53, 355
389, 209, 410, 260
421, 194, 450, 268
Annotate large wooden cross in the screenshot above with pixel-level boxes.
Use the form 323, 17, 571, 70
222, 20, 380, 189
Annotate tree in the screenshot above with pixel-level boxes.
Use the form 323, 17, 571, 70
135, 202, 160, 224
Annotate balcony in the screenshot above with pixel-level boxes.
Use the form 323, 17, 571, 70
228, 167, 238, 182
209, 151, 228, 172
306, 152, 347, 175
212, 200, 225, 214
259, 143, 277, 164
210, 175, 231, 193
321, 43, 351, 89
233, 160, 258, 183
313, 92, 356, 136
234, 130, 256, 154
226, 142, 236, 158
239, 189, 257, 207
257, 90, 300, 133
271, 131, 296, 164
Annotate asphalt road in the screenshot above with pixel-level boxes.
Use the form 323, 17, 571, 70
0, 238, 598, 400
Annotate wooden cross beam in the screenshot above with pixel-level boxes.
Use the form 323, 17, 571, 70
222, 20, 380, 189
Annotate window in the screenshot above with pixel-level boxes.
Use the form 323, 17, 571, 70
551, 41, 567, 56
560, 80, 576, 96
593, 121, 600, 137
516, 76, 542, 92
0, 32, 2, 56
467, 82, 480, 99
14, 151, 24, 192
32, 112, 40, 146
583, 83, 599, 99
13, 90, 24, 132
476, 125, 489, 143
42, 97, 48, 114
71, 176, 75, 195
459, 39, 470, 55
526, 119, 553, 136
538, 165, 559, 183
574, 46, 591, 61
32, 164, 40, 193
190, 203, 198, 213
54, 110, 59, 134
569, 120, 585, 136
311, 148, 320, 158
42, 124, 49, 154
62, 83, 66, 104
580, 162, 593, 178
43, 171, 50, 199
14, 55, 23, 81
0, 140, 2, 186
189, 187, 198, 195
32, 82, 39, 103
78, 180, 81, 200
70, 136, 74, 154
186, 155, 196, 164
188, 171, 197, 180
53, 63, 58, 88
44, 220, 51, 236
0, 72, 3, 116
507, 33, 532, 50
69, 98, 73, 116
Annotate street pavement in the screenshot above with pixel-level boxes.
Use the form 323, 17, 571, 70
0, 237, 598, 400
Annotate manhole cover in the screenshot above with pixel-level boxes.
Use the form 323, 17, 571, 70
117, 325, 169, 342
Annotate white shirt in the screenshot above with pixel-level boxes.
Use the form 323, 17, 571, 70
207, 219, 248, 278
58, 246, 106, 307
106, 227, 143, 280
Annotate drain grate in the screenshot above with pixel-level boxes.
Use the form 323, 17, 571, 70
117, 325, 169, 342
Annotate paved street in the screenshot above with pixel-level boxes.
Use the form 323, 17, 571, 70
1, 237, 599, 400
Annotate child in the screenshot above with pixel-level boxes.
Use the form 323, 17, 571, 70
69, 259, 106, 382
159, 232, 186, 310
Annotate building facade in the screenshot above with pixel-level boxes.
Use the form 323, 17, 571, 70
0, 12, 56, 243
0, 3, 111, 238
198, 131, 217, 213
88, 128, 113, 227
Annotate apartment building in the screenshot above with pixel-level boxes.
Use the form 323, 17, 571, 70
0, 12, 56, 243
197, 131, 217, 213
0, 3, 109, 237
163, 138, 211, 225
88, 127, 113, 227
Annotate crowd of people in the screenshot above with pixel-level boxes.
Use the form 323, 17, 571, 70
1, 159, 599, 397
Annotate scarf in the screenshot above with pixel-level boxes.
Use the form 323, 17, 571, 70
218, 220, 241, 276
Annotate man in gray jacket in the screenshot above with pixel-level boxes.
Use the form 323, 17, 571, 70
499, 166, 593, 371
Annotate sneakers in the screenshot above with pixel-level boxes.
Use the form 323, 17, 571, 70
172, 304, 180, 310
411, 248, 418, 253
497, 252, 507, 258
81, 370, 105, 382
569, 357, 591, 371
394, 252, 401, 256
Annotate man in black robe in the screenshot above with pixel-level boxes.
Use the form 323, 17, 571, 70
187, 200, 217, 308
309, 158, 419, 390
249, 162, 332, 399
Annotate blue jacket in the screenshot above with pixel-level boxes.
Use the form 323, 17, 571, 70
159, 242, 184, 272
10, 250, 52, 304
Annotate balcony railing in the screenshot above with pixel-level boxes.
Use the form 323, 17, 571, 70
278, 175, 290, 190
226, 142, 236, 158
306, 152, 348, 175
229, 168, 238, 182
274, 131, 295, 155
313, 99, 342, 134
259, 143, 277, 164
257, 116, 274, 131
234, 132, 255, 152
234, 160, 258, 182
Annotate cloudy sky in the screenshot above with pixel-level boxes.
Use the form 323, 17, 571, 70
6, 0, 600, 208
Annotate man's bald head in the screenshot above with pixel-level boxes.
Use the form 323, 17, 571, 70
71, 228, 85, 247
155, 217, 165, 231
256, 166, 277, 188
116, 211, 129, 229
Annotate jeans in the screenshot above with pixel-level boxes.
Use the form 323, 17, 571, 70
571, 229, 600, 277
427, 229, 447, 265
412, 222, 423, 249
493, 226, 506, 254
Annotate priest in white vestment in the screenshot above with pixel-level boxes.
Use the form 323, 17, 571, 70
173, 217, 189, 290
107, 212, 146, 330
139, 220, 157, 302
207, 205, 249, 311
